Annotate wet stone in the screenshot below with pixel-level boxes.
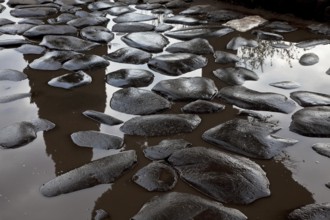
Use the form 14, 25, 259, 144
182, 100, 225, 114
327, 183, 330, 189
207, 9, 244, 22
104, 47, 152, 64
113, 12, 157, 23
112, 22, 155, 33
18, 18, 44, 25
290, 106, 330, 137
203, 118, 298, 159
60, 5, 81, 13
0, 93, 31, 103
166, 38, 214, 55
295, 39, 330, 48
154, 23, 173, 32
327, 68, 330, 75
223, 15, 267, 32
0, 24, 35, 35
218, 86, 296, 113
71, 130, 123, 150
135, 3, 162, 10
29, 50, 81, 70
48, 71, 92, 89
152, 77, 218, 101
227, 36, 258, 50
15, 44, 46, 54
0, 39, 31, 47
271, 42, 292, 49
151, 8, 172, 14
0, 119, 55, 149
251, 30, 284, 41
80, 26, 114, 43
110, 87, 171, 115
288, 203, 330, 220
67, 16, 109, 29
165, 26, 233, 40
131, 192, 247, 220
265, 21, 297, 33
106, 6, 136, 16
165, 0, 189, 9
148, 53, 208, 76
0, 69, 27, 81
40, 150, 137, 197
312, 143, 330, 158
94, 209, 110, 220
121, 32, 169, 53
180, 4, 212, 15
48, 13, 77, 24
214, 51, 240, 64
213, 67, 258, 85
308, 23, 330, 36
0, 18, 14, 26
290, 91, 330, 107
163, 15, 206, 25
7, 0, 53, 7
269, 81, 301, 89
83, 110, 123, 126
88, 1, 121, 11
40, 35, 99, 51
299, 53, 319, 66
105, 69, 154, 88
10, 7, 58, 18
143, 139, 192, 160
132, 161, 177, 192
23, 25, 77, 38
168, 147, 271, 204
63, 54, 110, 71
120, 114, 201, 136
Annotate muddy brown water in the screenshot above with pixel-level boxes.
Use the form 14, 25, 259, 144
0, 0, 329, 219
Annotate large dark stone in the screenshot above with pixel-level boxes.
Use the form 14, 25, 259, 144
288, 203, 330, 220
105, 69, 154, 88
290, 91, 330, 107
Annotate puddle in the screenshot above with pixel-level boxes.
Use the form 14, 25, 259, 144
0, 0, 329, 219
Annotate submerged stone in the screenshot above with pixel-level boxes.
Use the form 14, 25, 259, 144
290, 106, 330, 137
0, 93, 31, 103
168, 147, 270, 204
213, 67, 258, 85
40, 35, 99, 51
165, 26, 233, 40
251, 30, 284, 41
0, 23, 35, 35
207, 9, 244, 22
223, 15, 267, 32
40, 150, 137, 197
120, 114, 201, 136
67, 16, 109, 28
290, 91, 330, 107
113, 12, 157, 23
0, 119, 55, 149
104, 47, 152, 64
148, 53, 207, 76
214, 51, 240, 64
132, 192, 247, 220
105, 69, 154, 88
164, 15, 206, 25
48, 71, 92, 89
296, 39, 330, 48
269, 81, 301, 89
288, 203, 330, 220
80, 26, 114, 43
166, 38, 214, 55
112, 22, 155, 33
29, 50, 80, 70
202, 118, 297, 159
312, 143, 330, 158
218, 86, 296, 113
122, 32, 169, 53
143, 139, 192, 160
0, 69, 27, 81
15, 44, 46, 54
23, 24, 77, 38
10, 7, 58, 18
132, 161, 177, 192
106, 6, 136, 16
265, 21, 297, 33
152, 77, 218, 101
63, 54, 109, 71
227, 36, 258, 50
83, 110, 123, 126
71, 131, 123, 150
110, 87, 171, 115
182, 100, 225, 114
299, 53, 319, 66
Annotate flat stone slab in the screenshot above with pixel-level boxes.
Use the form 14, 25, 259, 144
80, 26, 114, 43
288, 203, 330, 220
71, 130, 123, 150
48, 71, 92, 89
148, 53, 208, 76
40, 35, 99, 51
269, 81, 301, 89
110, 87, 171, 115
168, 147, 270, 204
113, 12, 157, 23
312, 143, 330, 158
290, 91, 330, 107
218, 86, 296, 113
152, 77, 218, 101
83, 110, 123, 126
104, 47, 152, 64
227, 36, 258, 50
23, 24, 77, 37
105, 69, 154, 88
213, 67, 258, 85
10, 7, 58, 18
63, 54, 109, 71
223, 15, 267, 32
214, 51, 240, 64
67, 16, 109, 28
112, 22, 155, 33
15, 44, 46, 54
40, 150, 137, 197
132, 161, 177, 191
295, 39, 330, 48
0, 23, 35, 35
182, 100, 225, 114
165, 26, 234, 40
120, 114, 201, 136
202, 118, 298, 159
166, 38, 214, 55
207, 9, 244, 21
131, 192, 247, 220
164, 15, 206, 25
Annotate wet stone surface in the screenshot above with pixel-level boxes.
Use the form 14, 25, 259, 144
290, 91, 330, 107
311, 143, 330, 158
104, 47, 152, 64
288, 203, 330, 220
105, 69, 154, 88
213, 67, 258, 85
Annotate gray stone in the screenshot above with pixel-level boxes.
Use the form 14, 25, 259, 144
0, 23, 35, 35
47, 13, 77, 24
290, 91, 330, 107
180, 4, 212, 15
63, 54, 110, 71
71, 131, 123, 150
223, 15, 267, 32
0, 18, 14, 26
165, 26, 233, 40
207, 9, 244, 22
15, 44, 46, 54
251, 30, 284, 41
154, 23, 173, 32
288, 203, 330, 220
23, 25, 77, 38
135, 3, 162, 10
80, 26, 114, 43
67, 16, 109, 28
312, 143, 330, 158
105, 69, 154, 88
94, 209, 109, 220
83, 110, 123, 126
164, 15, 206, 25
269, 81, 301, 89
296, 39, 330, 48
227, 36, 258, 50
0, 69, 27, 81
0, 39, 31, 47
40, 35, 99, 51
182, 100, 225, 113
265, 21, 297, 33
104, 47, 152, 64
213, 67, 258, 85
113, 12, 157, 23
88, 1, 121, 11
112, 22, 155, 33
166, 38, 214, 55
48, 71, 92, 89
106, 6, 135, 16
10, 7, 58, 18
214, 51, 240, 64
0, 93, 31, 103
299, 53, 319, 66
